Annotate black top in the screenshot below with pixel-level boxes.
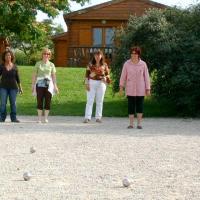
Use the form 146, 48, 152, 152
0, 64, 20, 89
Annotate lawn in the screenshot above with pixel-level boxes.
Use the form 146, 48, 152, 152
16, 66, 176, 117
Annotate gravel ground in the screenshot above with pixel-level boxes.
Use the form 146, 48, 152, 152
0, 116, 200, 200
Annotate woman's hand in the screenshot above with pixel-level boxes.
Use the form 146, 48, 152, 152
146, 89, 151, 96
19, 87, 23, 94
18, 84, 23, 94
85, 84, 90, 91
54, 85, 59, 94
119, 87, 124, 96
31, 84, 35, 93
102, 77, 107, 83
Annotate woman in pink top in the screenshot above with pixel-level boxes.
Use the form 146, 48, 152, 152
119, 46, 151, 129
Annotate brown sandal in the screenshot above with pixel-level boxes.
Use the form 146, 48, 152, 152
127, 125, 134, 129
137, 125, 142, 129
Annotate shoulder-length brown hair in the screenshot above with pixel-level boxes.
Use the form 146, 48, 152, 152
2, 49, 15, 63
91, 49, 105, 66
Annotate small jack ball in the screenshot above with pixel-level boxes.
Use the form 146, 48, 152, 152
23, 172, 32, 181
122, 177, 130, 187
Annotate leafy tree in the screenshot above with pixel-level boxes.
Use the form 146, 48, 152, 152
12, 19, 65, 65
0, 0, 89, 64
0, 0, 89, 38
112, 5, 200, 116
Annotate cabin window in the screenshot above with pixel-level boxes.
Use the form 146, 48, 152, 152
92, 27, 114, 61
93, 28, 114, 47
105, 28, 114, 47
93, 28, 102, 47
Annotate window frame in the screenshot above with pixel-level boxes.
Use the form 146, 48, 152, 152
92, 27, 114, 47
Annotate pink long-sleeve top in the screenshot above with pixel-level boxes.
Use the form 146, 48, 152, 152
120, 59, 151, 96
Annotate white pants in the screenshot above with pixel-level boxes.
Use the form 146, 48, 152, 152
84, 79, 107, 120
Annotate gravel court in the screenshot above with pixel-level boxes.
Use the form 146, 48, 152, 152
0, 116, 200, 200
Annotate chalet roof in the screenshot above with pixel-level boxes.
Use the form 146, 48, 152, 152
52, 32, 68, 41
64, 0, 167, 20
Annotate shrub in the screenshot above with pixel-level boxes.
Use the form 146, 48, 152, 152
112, 5, 200, 116
15, 50, 29, 65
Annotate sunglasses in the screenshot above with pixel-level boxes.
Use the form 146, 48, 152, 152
43, 53, 50, 55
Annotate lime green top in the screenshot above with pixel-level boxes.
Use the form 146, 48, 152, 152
35, 60, 56, 79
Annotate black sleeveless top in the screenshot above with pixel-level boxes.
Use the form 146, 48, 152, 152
0, 64, 20, 89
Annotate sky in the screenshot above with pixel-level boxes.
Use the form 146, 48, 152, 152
36, 0, 198, 31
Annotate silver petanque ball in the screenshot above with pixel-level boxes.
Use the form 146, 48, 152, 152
23, 172, 32, 181
30, 147, 36, 153
122, 177, 130, 187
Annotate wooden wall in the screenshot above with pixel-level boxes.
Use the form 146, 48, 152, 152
67, 20, 126, 48
54, 40, 68, 67
53, 33, 68, 67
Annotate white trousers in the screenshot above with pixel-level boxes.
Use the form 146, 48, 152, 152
84, 79, 107, 120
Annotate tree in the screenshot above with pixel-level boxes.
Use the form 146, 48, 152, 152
0, 0, 89, 64
12, 19, 64, 65
0, 0, 89, 38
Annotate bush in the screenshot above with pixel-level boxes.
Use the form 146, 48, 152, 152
112, 5, 200, 116
14, 49, 47, 66
15, 50, 29, 65
29, 51, 42, 65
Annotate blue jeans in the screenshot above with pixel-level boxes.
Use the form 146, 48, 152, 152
0, 88, 18, 121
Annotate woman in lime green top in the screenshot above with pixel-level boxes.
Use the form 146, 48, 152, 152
32, 48, 59, 123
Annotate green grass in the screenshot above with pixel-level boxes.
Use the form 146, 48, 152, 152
16, 66, 176, 117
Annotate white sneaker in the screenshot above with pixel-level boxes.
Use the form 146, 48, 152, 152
37, 120, 42, 123
44, 119, 48, 123
83, 119, 90, 123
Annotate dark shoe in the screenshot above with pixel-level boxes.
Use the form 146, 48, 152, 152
96, 119, 102, 123
11, 119, 20, 123
137, 125, 142, 129
127, 125, 134, 129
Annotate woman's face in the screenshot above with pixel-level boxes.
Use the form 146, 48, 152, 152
94, 53, 102, 62
5, 52, 12, 62
42, 51, 50, 61
131, 51, 139, 60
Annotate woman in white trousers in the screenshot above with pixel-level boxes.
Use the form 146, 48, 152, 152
84, 49, 111, 123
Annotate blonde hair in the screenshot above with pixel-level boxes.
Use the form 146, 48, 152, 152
42, 48, 52, 58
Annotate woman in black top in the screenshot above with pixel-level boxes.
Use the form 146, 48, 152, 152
0, 50, 23, 122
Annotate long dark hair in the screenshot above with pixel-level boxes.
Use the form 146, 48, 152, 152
91, 49, 105, 66
2, 49, 15, 63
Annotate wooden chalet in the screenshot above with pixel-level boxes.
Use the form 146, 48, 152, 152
52, 0, 167, 67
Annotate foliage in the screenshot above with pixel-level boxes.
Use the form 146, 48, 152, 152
14, 49, 29, 65
0, 1, 89, 65
112, 5, 200, 116
12, 19, 64, 65
0, 0, 89, 37
16, 66, 176, 117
